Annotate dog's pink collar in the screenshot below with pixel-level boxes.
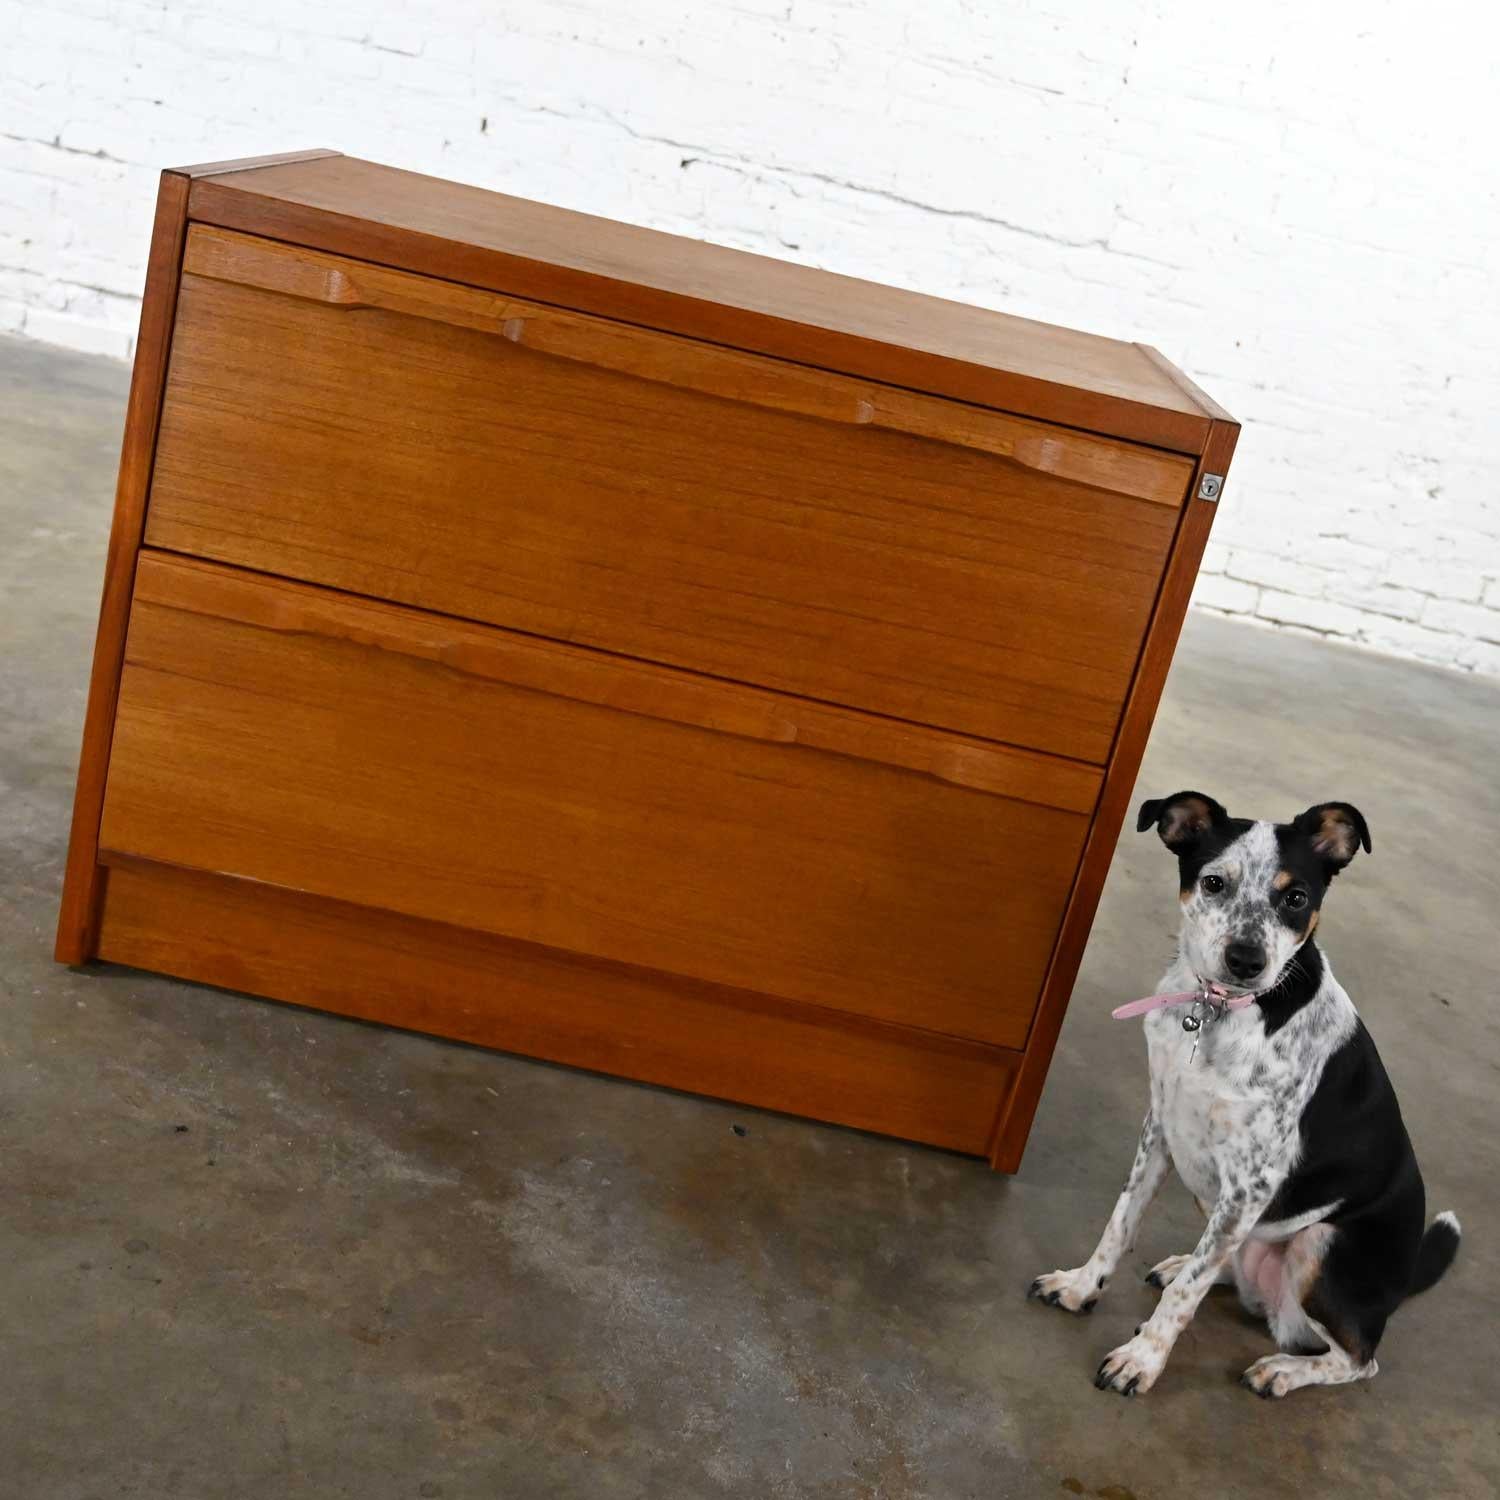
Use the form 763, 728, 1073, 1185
1111, 981, 1260, 1021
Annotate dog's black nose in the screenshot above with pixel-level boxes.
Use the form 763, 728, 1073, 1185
1225, 941, 1265, 981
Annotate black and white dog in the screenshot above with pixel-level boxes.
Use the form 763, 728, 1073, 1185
1029, 792, 1460, 1398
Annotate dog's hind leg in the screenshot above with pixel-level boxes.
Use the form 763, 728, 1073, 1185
1241, 1327, 1377, 1399
1145, 1251, 1233, 1291
1242, 1224, 1382, 1398
1146, 1195, 1232, 1291
1029, 1109, 1169, 1314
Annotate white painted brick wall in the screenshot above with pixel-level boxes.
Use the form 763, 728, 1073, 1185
5, 0, 1499, 674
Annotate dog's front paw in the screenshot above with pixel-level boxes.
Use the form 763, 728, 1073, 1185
1027, 1267, 1102, 1314
1094, 1335, 1166, 1397
1145, 1252, 1193, 1290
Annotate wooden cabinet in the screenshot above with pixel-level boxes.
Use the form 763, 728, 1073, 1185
56, 150, 1236, 1168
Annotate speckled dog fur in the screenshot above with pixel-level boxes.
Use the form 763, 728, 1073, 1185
1029, 792, 1461, 1399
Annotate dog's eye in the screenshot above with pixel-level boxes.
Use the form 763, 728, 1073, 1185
1284, 888, 1308, 911
1200, 874, 1225, 895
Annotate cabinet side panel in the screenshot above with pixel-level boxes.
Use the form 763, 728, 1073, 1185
54, 170, 191, 963
990, 419, 1239, 1170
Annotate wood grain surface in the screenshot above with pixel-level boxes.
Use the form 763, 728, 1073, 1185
98, 553, 1098, 1048
182, 154, 1218, 453
147, 230, 1190, 762
54, 169, 191, 964
172, 148, 341, 179
95, 857, 1021, 1155
183, 227, 1194, 506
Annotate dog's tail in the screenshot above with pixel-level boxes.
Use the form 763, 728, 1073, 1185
1408, 1211, 1461, 1296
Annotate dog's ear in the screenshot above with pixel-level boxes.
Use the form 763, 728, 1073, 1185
1136, 791, 1229, 853
1292, 802, 1371, 872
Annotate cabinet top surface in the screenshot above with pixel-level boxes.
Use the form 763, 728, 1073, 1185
175, 151, 1232, 454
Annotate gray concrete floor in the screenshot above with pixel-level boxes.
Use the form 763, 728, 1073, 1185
2, 331, 1496, 1500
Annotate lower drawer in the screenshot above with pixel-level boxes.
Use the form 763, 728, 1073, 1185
98, 553, 1100, 1048
94, 858, 1022, 1155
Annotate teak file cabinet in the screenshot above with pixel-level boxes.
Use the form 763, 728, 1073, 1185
56, 151, 1237, 1170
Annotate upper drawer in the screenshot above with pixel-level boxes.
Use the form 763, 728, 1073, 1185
98, 553, 1102, 1049
146, 227, 1193, 763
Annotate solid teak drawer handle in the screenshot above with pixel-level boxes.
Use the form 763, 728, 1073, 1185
128, 552, 1101, 816
179, 226, 1193, 509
